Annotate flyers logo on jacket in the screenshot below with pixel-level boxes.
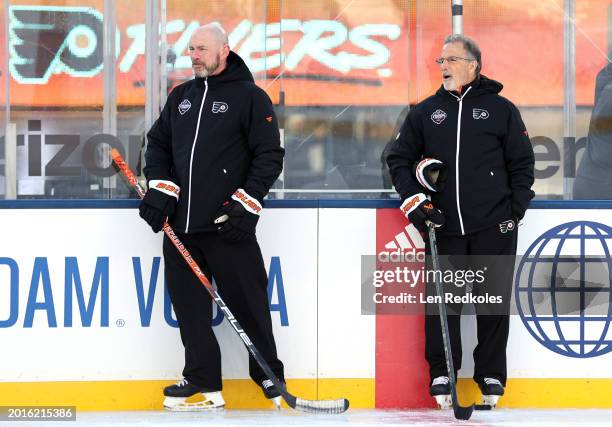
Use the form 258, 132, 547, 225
212, 101, 229, 113
473, 108, 490, 119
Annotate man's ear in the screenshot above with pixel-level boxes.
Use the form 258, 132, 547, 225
470, 61, 478, 74
222, 44, 230, 58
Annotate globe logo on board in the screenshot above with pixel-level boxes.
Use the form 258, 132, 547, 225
515, 221, 612, 358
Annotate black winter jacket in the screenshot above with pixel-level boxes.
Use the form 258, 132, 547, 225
574, 63, 612, 195
385, 75, 535, 236
144, 51, 284, 233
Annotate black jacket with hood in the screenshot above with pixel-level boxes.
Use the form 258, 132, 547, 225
385, 75, 535, 237
144, 51, 284, 233
574, 63, 612, 195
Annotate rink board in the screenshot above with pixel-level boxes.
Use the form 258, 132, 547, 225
1, 205, 612, 409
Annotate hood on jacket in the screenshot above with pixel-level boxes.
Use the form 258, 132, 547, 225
436, 75, 503, 98
594, 62, 612, 105
193, 50, 254, 86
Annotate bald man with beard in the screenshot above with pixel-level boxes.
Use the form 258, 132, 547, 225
139, 23, 286, 411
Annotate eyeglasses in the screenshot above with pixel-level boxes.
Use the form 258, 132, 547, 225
435, 56, 475, 65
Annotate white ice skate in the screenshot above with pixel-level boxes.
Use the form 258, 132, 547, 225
482, 394, 500, 407
261, 379, 283, 410
162, 379, 225, 412
429, 376, 452, 409
478, 377, 504, 408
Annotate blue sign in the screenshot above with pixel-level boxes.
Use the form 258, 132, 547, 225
515, 221, 612, 358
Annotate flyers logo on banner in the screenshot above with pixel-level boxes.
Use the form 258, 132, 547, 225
9, 6, 105, 84
5, 4, 404, 107
6, 1, 609, 107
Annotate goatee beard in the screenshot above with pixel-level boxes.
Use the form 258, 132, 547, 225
193, 55, 220, 78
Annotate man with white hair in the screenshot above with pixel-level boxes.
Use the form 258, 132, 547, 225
385, 34, 535, 409
139, 23, 286, 411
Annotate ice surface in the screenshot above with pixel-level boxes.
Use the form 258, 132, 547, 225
9, 409, 612, 427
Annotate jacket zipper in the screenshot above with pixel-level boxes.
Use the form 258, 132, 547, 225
185, 77, 208, 233
450, 86, 471, 236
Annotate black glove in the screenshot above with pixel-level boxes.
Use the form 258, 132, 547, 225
413, 158, 447, 192
214, 189, 262, 242
139, 180, 180, 233
400, 193, 445, 233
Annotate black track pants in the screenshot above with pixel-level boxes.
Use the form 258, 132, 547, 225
425, 221, 518, 386
163, 231, 284, 390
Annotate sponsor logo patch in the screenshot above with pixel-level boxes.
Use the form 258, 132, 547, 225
178, 99, 191, 115
431, 109, 447, 125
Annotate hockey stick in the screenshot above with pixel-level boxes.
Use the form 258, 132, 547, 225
111, 149, 349, 414
428, 224, 474, 420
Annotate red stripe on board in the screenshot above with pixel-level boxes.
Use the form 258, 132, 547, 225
375, 208, 435, 408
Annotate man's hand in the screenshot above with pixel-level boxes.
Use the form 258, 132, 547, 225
400, 193, 445, 233
139, 180, 180, 233
413, 158, 447, 192
138, 180, 181, 233
214, 189, 262, 242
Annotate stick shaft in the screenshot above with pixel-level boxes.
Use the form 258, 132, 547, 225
111, 148, 349, 413
111, 149, 286, 392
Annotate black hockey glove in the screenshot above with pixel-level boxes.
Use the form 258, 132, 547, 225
214, 189, 262, 242
413, 158, 447, 192
400, 193, 445, 233
139, 180, 180, 233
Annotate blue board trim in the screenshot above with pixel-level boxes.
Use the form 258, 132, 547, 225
1, 199, 612, 209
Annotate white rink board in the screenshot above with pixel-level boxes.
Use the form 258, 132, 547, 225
318, 209, 376, 378
2, 207, 612, 383
459, 208, 612, 379
218, 208, 319, 379
0, 209, 320, 381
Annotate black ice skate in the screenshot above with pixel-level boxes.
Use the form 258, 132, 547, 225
163, 379, 225, 411
260, 379, 285, 409
478, 377, 504, 407
429, 376, 451, 409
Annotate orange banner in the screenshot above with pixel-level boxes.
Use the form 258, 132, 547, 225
0, 0, 609, 108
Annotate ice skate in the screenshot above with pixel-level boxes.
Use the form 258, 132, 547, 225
163, 379, 225, 411
429, 376, 452, 409
478, 377, 504, 408
260, 379, 284, 409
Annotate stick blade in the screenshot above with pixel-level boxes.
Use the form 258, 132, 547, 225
453, 404, 474, 420
475, 403, 494, 411
292, 397, 349, 414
